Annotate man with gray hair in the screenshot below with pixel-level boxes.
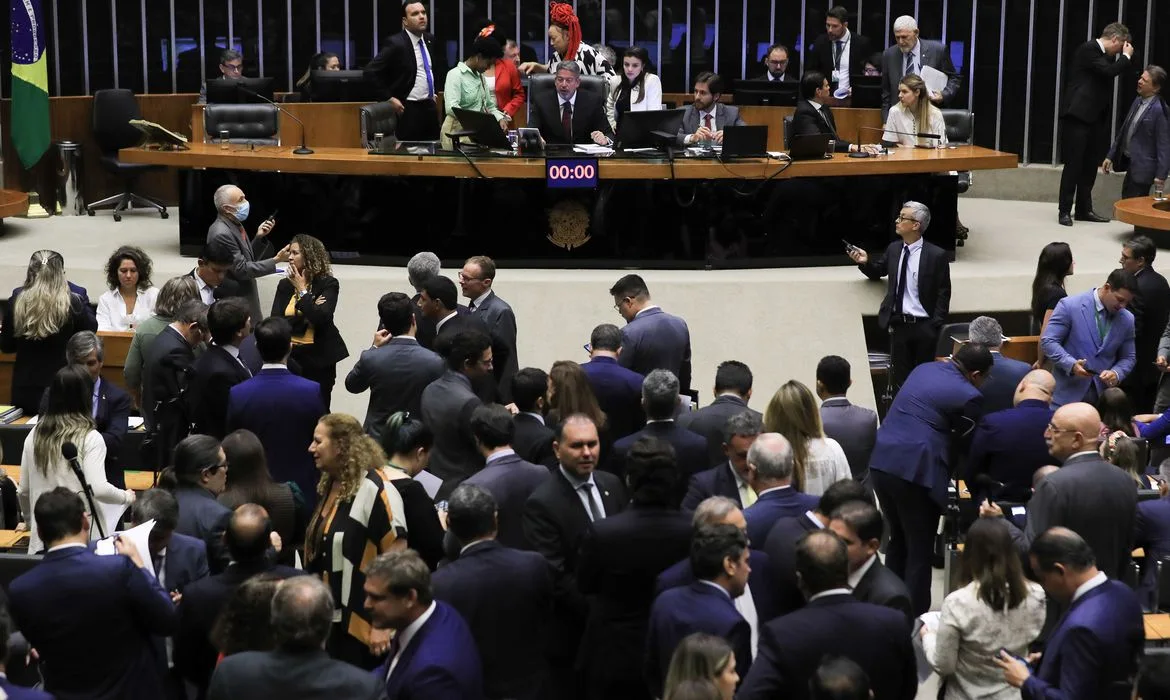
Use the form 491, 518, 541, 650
879, 14, 960, 115
743, 433, 819, 547
527, 60, 614, 145
611, 369, 708, 500
683, 411, 763, 510
207, 576, 383, 699
205, 184, 290, 322
406, 251, 442, 349
967, 315, 1032, 413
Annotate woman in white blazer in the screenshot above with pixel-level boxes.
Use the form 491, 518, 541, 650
607, 46, 664, 132
96, 245, 159, 331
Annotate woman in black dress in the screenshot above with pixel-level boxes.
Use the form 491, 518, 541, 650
1030, 242, 1074, 335
376, 411, 446, 571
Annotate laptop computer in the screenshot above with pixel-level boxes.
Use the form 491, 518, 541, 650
787, 133, 832, 160
451, 107, 512, 149
719, 125, 769, 160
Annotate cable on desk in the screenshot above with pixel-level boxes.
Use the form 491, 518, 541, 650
453, 145, 487, 179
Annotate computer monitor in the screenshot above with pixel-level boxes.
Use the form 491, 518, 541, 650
308, 70, 380, 102
849, 75, 882, 109
615, 108, 686, 150
732, 79, 798, 107
451, 108, 511, 149
205, 77, 276, 104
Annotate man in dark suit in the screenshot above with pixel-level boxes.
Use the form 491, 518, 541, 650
742, 433, 819, 548
143, 300, 208, 469
510, 367, 557, 467
189, 245, 241, 306
792, 72, 880, 154
610, 370, 708, 490
577, 437, 693, 700
209, 575, 383, 700
1134, 463, 1170, 608
815, 356, 879, 481
994, 528, 1143, 700
461, 255, 519, 403
804, 6, 874, 96
1058, 23, 1135, 226
462, 405, 549, 550
880, 15, 961, 116
420, 275, 497, 401
682, 411, 762, 510
59, 331, 132, 488
737, 530, 917, 700
204, 184, 290, 322
968, 315, 1033, 413
363, 2, 442, 141
980, 402, 1137, 581
849, 200, 952, 388
346, 292, 444, 441
677, 71, 746, 147
646, 523, 753, 698
752, 44, 796, 82
420, 330, 492, 495
189, 298, 252, 439
367, 551, 484, 700
528, 61, 614, 146
1120, 235, 1170, 412
9, 488, 178, 700
828, 501, 912, 622
523, 414, 627, 697
966, 369, 1056, 503
176, 504, 303, 696
1105, 65, 1170, 199
678, 360, 761, 466
227, 317, 327, 509
406, 251, 442, 350
581, 323, 645, 439
610, 274, 692, 393
433, 484, 553, 700
869, 343, 991, 615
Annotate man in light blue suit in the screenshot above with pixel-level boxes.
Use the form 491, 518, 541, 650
1040, 269, 1138, 407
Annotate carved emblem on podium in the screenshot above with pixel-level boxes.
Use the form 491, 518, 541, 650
546, 199, 591, 251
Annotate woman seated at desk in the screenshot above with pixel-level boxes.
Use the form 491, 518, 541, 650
295, 51, 340, 102
478, 22, 526, 124
606, 46, 663, 132
97, 245, 158, 332
882, 73, 948, 148
440, 36, 509, 150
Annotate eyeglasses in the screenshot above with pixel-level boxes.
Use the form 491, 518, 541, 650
894, 215, 918, 223
457, 272, 485, 282
1045, 423, 1072, 434
222, 62, 243, 74
613, 297, 630, 311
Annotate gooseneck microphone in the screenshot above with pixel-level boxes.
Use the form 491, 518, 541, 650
64, 441, 108, 539
848, 125, 944, 158
239, 86, 314, 155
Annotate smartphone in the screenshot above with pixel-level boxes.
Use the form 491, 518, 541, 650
842, 239, 859, 254
266, 209, 278, 221
998, 648, 1029, 668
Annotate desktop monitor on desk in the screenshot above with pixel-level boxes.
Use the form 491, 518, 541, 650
451, 108, 512, 150
732, 79, 798, 107
309, 70, 380, 102
206, 77, 276, 104
615, 108, 686, 150
849, 75, 882, 109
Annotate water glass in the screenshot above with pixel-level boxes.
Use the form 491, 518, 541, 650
218, 130, 230, 150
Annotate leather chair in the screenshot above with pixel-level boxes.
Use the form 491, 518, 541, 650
526, 73, 610, 123
203, 103, 280, 145
942, 109, 975, 244
934, 322, 970, 358
85, 89, 168, 221
359, 101, 399, 148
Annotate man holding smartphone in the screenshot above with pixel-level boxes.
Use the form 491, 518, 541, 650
206, 184, 291, 322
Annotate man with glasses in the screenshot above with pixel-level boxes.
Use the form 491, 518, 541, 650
608, 273, 692, 395
459, 256, 518, 403
198, 49, 245, 104
1040, 268, 1138, 407
528, 61, 613, 146
1117, 235, 1169, 412
754, 44, 796, 83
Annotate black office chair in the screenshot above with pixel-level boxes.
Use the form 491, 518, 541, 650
359, 102, 399, 148
783, 115, 794, 149
526, 73, 610, 123
935, 322, 970, 358
203, 103, 280, 145
85, 89, 168, 222
942, 109, 975, 244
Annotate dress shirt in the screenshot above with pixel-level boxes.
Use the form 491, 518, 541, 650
756, 485, 794, 499
220, 344, 251, 375
407, 30, 433, 102
468, 289, 493, 312
690, 107, 719, 144
766, 72, 788, 82
847, 553, 878, 589
896, 237, 928, 318
97, 287, 160, 331
903, 42, 920, 77
459, 539, 493, 556
634, 304, 661, 317
195, 274, 216, 305
1123, 96, 1156, 156
1091, 290, 1113, 342
833, 30, 852, 90
560, 91, 578, 112
809, 587, 853, 602
1072, 571, 1108, 602
435, 311, 458, 332
260, 363, 287, 371
485, 448, 515, 465
730, 463, 756, 507
1094, 39, 1122, 62
559, 465, 606, 521
92, 376, 102, 419
386, 600, 438, 679
444, 62, 506, 122
804, 510, 824, 529
737, 583, 760, 659
521, 411, 545, 425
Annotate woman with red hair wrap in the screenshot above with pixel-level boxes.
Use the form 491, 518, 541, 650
519, 2, 617, 85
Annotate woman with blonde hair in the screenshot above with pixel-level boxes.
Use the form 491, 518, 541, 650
882, 73, 948, 148
663, 633, 740, 700
763, 380, 851, 495
1, 250, 98, 414
304, 413, 399, 668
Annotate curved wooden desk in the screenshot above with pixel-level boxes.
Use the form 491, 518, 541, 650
1115, 196, 1170, 230
0, 190, 29, 219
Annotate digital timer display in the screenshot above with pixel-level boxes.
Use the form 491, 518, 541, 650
546, 158, 599, 189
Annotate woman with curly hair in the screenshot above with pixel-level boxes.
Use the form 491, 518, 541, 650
518, 1, 617, 84
272, 234, 349, 409
96, 245, 158, 331
0, 250, 98, 414
305, 413, 400, 668
763, 380, 851, 496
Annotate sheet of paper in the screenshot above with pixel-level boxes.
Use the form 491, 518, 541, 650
573, 144, 614, 155
128, 416, 144, 429
919, 65, 949, 96
95, 518, 156, 577
414, 470, 442, 500
24, 415, 38, 425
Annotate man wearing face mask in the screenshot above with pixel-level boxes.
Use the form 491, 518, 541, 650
206, 184, 290, 323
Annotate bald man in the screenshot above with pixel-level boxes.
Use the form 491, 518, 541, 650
980, 403, 1137, 579
206, 184, 291, 322
966, 370, 1057, 502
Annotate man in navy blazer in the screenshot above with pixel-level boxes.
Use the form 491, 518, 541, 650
968, 316, 1033, 414
609, 274, 692, 393
1041, 270, 1138, 407
509, 367, 557, 468
682, 411, 762, 510
995, 528, 1143, 700
1105, 66, 1170, 198
1134, 466, 1170, 608
610, 370, 708, 489
9, 488, 179, 700
869, 344, 991, 615
189, 298, 253, 439
828, 501, 913, 622
367, 550, 484, 700
433, 485, 552, 700
742, 434, 819, 548
462, 405, 549, 550
966, 370, 1056, 503
581, 324, 645, 439
737, 530, 917, 700
226, 317, 326, 508
678, 361, 762, 467
1119, 235, 1170, 413
363, 3, 443, 140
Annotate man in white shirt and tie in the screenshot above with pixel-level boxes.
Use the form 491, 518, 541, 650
880, 15, 960, 117
679, 72, 746, 146
364, 2, 442, 141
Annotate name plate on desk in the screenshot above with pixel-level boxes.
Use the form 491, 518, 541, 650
546, 159, 598, 189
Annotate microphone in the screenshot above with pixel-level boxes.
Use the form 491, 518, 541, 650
63, 441, 107, 539
239, 86, 314, 155
848, 125, 943, 158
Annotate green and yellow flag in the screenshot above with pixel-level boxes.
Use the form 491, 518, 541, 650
11, 0, 50, 169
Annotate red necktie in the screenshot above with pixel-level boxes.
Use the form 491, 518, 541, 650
239, 226, 247, 244
704, 114, 713, 131
561, 102, 573, 142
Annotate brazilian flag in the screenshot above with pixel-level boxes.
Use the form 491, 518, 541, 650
11, 0, 50, 169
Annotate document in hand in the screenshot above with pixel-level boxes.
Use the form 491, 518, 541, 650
95, 518, 156, 577
919, 65, 949, 97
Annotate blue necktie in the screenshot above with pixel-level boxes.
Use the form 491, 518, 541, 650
418, 38, 435, 99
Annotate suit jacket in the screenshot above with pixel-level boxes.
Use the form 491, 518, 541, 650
792, 99, 852, 152
433, 311, 498, 403
174, 485, 233, 575
8, 546, 179, 700
737, 593, 917, 700
162, 532, 209, 592
979, 351, 1033, 414
142, 325, 196, 432
512, 413, 557, 468
1060, 40, 1133, 124
205, 213, 275, 322
655, 547, 779, 622
345, 336, 444, 441
376, 601, 484, 700
859, 238, 951, 329
819, 397, 878, 480
1040, 289, 1137, 407
966, 399, 1054, 503
462, 452, 549, 550
528, 88, 614, 145
1134, 496, 1170, 607
682, 462, 744, 511
1020, 581, 1143, 700
744, 487, 820, 548
761, 513, 823, 615
1005, 452, 1137, 580
880, 39, 961, 111
272, 275, 349, 370
420, 370, 484, 492
676, 103, 746, 145
645, 582, 752, 699
186, 269, 241, 301
364, 29, 442, 103
677, 394, 761, 467
581, 356, 645, 439
209, 649, 383, 700
1108, 96, 1170, 184
1127, 265, 1170, 388
189, 345, 252, 439
852, 558, 913, 622
869, 360, 984, 508
227, 366, 326, 509
610, 421, 709, 491
432, 541, 552, 700
618, 308, 692, 393
0, 679, 53, 700
805, 31, 875, 81
471, 290, 519, 403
